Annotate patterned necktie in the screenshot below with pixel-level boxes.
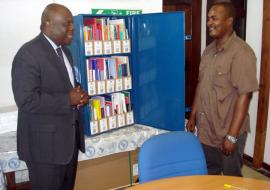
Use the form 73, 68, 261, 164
56, 47, 75, 86
56, 47, 65, 64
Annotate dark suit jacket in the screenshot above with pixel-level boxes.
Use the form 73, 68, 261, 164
12, 33, 85, 165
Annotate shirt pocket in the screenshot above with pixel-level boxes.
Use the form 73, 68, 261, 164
213, 64, 233, 102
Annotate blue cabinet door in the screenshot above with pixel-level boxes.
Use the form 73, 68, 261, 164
131, 12, 185, 131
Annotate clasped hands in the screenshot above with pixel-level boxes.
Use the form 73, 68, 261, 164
69, 86, 90, 108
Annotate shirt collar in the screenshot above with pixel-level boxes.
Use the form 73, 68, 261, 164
214, 31, 236, 54
43, 33, 61, 51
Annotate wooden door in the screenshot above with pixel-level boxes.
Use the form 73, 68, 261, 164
163, 0, 202, 109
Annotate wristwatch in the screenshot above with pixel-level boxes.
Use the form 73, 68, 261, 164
225, 134, 238, 144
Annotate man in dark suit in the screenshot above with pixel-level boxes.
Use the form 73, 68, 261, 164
11, 3, 89, 190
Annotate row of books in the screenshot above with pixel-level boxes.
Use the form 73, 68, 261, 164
86, 56, 130, 81
89, 91, 132, 121
90, 111, 134, 135
83, 18, 130, 55
83, 18, 129, 41
86, 56, 132, 95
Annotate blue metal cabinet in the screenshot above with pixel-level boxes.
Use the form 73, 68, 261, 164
69, 12, 185, 136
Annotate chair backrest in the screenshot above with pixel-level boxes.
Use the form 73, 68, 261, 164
138, 131, 207, 183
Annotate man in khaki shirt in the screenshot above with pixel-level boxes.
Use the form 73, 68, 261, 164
186, 2, 258, 176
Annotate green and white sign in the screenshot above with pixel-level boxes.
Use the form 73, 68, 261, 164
92, 8, 142, 15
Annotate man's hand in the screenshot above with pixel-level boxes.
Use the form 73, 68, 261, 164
186, 118, 196, 133
222, 138, 237, 156
69, 86, 89, 108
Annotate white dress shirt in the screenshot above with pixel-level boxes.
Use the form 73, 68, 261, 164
43, 34, 75, 87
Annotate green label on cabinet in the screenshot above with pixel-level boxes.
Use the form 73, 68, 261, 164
92, 9, 142, 15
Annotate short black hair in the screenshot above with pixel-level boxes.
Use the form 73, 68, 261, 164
212, 1, 236, 19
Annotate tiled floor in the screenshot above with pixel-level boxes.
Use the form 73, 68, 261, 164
242, 164, 270, 181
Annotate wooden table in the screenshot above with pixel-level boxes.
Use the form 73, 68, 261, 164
127, 175, 270, 190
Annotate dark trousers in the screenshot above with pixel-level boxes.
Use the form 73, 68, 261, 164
27, 126, 79, 190
201, 132, 247, 176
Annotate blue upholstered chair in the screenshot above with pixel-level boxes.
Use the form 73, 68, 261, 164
138, 131, 207, 183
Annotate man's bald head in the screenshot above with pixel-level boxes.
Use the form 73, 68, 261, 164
40, 3, 74, 46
